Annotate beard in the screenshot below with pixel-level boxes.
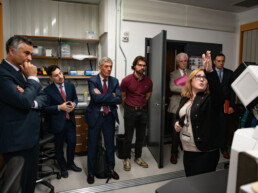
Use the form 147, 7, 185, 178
135, 69, 144, 76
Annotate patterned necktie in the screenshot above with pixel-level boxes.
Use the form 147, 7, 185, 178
102, 79, 109, 114
219, 70, 222, 83
59, 85, 70, 119
183, 70, 186, 76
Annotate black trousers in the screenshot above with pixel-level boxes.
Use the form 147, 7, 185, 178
3, 144, 39, 193
124, 106, 147, 159
54, 119, 76, 171
183, 149, 220, 177
87, 113, 115, 174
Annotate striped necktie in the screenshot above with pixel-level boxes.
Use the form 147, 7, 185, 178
219, 70, 222, 83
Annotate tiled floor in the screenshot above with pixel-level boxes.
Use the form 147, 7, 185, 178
35, 144, 228, 193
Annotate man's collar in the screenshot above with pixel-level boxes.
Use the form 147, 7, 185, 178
99, 74, 108, 81
133, 72, 144, 81
179, 68, 184, 73
55, 82, 64, 88
4, 59, 19, 71
215, 67, 223, 71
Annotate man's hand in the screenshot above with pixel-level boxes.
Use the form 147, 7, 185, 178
228, 107, 234, 114
59, 101, 74, 112
112, 92, 116, 97
94, 88, 101, 94
202, 51, 213, 72
20, 62, 37, 77
17, 85, 24, 93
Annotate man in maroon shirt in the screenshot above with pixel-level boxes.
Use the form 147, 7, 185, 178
120, 56, 153, 171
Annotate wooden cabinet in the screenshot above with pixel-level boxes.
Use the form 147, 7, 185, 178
75, 114, 88, 153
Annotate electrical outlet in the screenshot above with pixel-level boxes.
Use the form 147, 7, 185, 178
122, 31, 129, 42
122, 36, 129, 42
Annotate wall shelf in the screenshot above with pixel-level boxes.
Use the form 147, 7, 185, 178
61, 57, 98, 60
32, 56, 58, 59
17, 34, 99, 73
37, 75, 92, 79
17, 35, 99, 43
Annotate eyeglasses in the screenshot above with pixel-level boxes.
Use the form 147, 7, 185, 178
136, 64, 147, 68
194, 75, 207, 81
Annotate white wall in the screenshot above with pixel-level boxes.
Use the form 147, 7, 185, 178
237, 7, 258, 26
120, 21, 238, 72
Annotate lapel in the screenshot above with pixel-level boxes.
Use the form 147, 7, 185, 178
96, 74, 103, 93
107, 76, 113, 93
51, 83, 64, 102
96, 74, 114, 93
17, 71, 27, 85
64, 82, 70, 99
221, 68, 226, 84
176, 69, 182, 78
2, 60, 26, 86
186, 69, 191, 76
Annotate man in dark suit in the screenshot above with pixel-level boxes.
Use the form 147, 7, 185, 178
44, 65, 82, 178
0, 36, 47, 193
85, 57, 121, 184
213, 53, 235, 159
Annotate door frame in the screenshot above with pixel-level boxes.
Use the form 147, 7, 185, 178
239, 21, 258, 65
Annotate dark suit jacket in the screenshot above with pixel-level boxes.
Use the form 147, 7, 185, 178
221, 68, 235, 108
216, 67, 236, 108
0, 59, 47, 153
84, 74, 121, 128
44, 82, 78, 133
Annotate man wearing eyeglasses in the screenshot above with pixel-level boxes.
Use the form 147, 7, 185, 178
120, 56, 153, 171
213, 53, 235, 159
167, 52, 192, 164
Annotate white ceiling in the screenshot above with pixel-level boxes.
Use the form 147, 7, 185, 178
56, 0, 258, 13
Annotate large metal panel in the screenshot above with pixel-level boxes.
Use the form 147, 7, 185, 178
147, 30, 167, 168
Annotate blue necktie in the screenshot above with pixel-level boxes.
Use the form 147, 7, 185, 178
219, 70, 222, 83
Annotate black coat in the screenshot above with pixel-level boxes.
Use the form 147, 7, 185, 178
176, 70, 224, 151
218, 67, 235, 108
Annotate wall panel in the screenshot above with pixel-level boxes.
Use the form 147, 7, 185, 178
122, 0, 237, 32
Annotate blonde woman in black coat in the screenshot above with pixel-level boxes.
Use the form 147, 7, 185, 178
174, 51, 224, 177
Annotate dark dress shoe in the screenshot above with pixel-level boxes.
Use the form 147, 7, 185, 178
61, 170, 68, 178
109, 170, 119, 180
87, 174, 94, 184
170, 154, 178, 164
222, 151, 230, 159
67, 164, 82, 172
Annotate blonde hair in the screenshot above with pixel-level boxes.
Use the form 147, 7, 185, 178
182, 68, 210, 98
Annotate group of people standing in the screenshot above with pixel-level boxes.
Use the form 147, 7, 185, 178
0, 36, 153, 191
85, 55, 153, 184
0, 35, 236, 193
